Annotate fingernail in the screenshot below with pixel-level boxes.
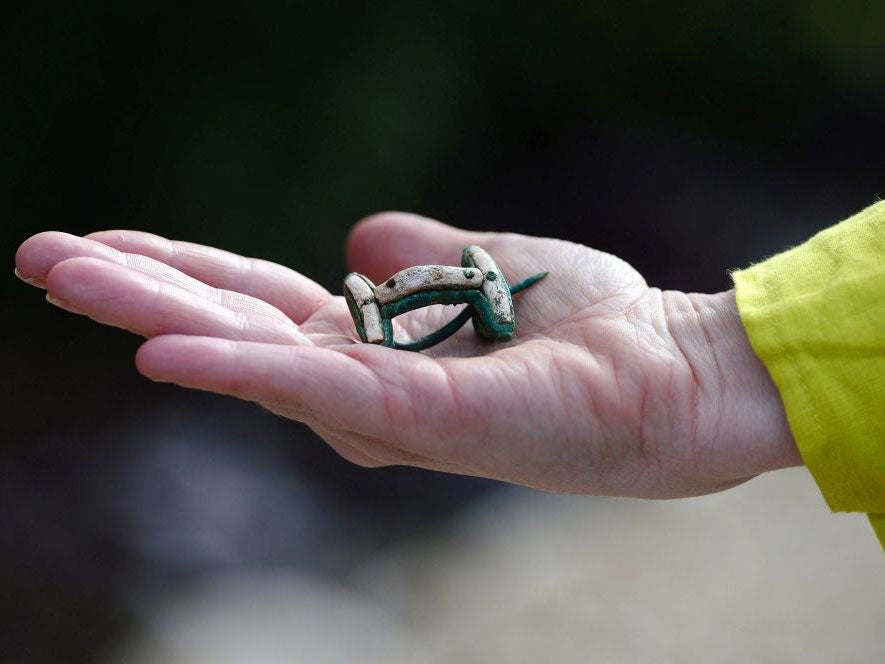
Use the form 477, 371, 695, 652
46, 293, 85, 315
14, 268, 46, 288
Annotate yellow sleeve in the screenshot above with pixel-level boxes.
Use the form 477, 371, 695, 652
730, 200, 885, 551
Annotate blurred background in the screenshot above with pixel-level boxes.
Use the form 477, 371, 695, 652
2, 2, 884, 662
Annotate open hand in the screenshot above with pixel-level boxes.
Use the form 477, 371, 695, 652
15, 213, 799, 497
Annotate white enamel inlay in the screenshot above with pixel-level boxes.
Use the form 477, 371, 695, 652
360, 302, 384, 344
374, 265, 484, 305
344, 273, 384, 343
464, 246, 513, 323
344, 273, 376, 304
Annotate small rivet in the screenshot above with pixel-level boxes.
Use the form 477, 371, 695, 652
386, 278, 396, 288
485, 271, 497, 281
464, 269, 474, 278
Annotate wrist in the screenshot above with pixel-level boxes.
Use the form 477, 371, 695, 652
690, 289, 802, 477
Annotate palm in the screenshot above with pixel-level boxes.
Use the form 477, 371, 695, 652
16, 213, 793, 498
302, 237, 643, 357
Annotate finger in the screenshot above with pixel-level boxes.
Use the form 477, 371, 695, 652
45, 257, 309, 345
135, 336, 465, 462
135, 336, 561, 481
84, 230, 330, 324
17, 231, 122, 288
346, 212, 491, 283
136, 336, 387, 432
17, 231, 292, 322
345, 211, 557, 289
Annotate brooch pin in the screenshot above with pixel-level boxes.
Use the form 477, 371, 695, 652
344, 245, 548, 351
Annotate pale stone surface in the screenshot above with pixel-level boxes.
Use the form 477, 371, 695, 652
374, 265, 484, 305
108, 468, 885, 664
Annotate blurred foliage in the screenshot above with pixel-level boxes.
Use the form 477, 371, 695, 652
797, 0, 885, 83
4, 1, 885, 295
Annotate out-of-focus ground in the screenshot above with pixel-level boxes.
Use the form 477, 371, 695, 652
108, 468, 883, 664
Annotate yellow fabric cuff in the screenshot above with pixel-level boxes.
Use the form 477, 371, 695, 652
731, 201, 885, 550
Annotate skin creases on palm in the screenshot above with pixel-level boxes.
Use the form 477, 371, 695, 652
15, 212, 793, 500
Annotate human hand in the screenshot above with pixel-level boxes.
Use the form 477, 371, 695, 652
15, 213, 800, 497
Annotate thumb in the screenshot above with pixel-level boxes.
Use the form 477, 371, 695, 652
345, 212, 490, 284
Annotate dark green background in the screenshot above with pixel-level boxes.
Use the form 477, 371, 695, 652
3, 3, 884, 661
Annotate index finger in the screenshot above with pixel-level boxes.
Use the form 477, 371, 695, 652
85, 230, 330, 324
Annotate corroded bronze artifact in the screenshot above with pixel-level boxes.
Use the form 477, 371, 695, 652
344, 245, 547, 351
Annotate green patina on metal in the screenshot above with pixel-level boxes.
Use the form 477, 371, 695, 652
390, 272, 549, 351
343, 245, 548, 352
